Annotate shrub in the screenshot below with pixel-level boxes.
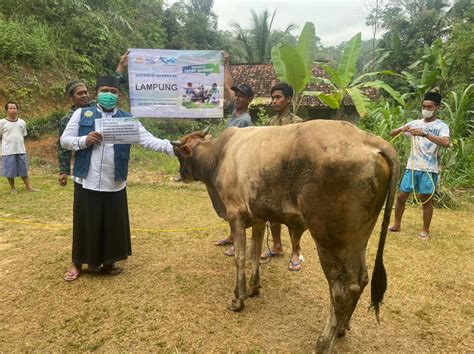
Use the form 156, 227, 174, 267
0, 17, 52, 68
26, 111, 65, 140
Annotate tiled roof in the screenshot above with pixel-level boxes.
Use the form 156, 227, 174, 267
230, 64, 378, 107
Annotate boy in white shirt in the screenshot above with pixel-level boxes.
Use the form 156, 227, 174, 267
0, 101, 37, 194
388, 89, 450, 240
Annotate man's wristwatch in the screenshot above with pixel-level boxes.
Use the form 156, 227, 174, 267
422, 132, 428, 137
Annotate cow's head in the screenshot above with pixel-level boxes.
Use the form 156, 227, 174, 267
171, 126, 211, 182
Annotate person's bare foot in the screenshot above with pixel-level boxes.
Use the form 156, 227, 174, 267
388, 225, 400, 232
64, 265, 82, 281
419, 230, 430, 241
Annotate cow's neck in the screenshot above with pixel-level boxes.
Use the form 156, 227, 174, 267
191, 140, 218, 184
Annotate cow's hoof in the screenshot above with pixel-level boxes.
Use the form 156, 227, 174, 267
315, 336, 333, 354
248, 287, 260, 297
228, 298, 244, 312
337, 329, 346, 338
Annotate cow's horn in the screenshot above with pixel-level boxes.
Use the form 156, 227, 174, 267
170, 140, 183, 147
203, 126, 211, 136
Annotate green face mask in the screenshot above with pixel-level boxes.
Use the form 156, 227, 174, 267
98, 92, 118, 110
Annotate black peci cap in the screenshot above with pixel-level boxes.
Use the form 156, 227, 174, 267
95, 75, 120, 90
231, 83, 254, 98
423, 91, 442, 105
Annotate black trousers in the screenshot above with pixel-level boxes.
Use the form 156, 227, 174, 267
72, 182, 131, 268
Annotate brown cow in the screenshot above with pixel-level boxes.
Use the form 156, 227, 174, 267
171, 120, 399, 352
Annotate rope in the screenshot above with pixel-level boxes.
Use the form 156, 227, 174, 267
0, 215, 227, 234
410, 135, 436, 206
389, 130, 436, 206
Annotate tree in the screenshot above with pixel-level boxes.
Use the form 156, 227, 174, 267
231, 9, 295, 63
271, 22, 316, 114
307, 33, 404, 118
367, 0, 451, 74
442, 0, 474, 89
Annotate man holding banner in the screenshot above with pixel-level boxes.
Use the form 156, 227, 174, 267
223, 52, 254, 128
60, 75, 175, 281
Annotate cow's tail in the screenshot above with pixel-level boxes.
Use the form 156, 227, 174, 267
370, 146, 400, 322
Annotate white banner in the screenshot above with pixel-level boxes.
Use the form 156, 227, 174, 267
128, 49, 224, 118
95, 118, 140, 144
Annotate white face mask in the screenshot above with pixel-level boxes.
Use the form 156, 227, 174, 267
422, 109, 434, 119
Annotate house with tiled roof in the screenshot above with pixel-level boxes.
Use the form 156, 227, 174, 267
229, 63, 377, 122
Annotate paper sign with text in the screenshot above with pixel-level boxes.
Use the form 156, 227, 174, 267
95, 118, 140, 144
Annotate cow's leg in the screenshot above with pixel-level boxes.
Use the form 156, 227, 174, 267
228, 221, 247, 312
248, 221, 266, 297
313, 241, 367, 353
288, 227, 304, 270
339, 238, 371, 337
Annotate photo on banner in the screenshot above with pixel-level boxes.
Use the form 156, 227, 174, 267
128, 49, 224, 118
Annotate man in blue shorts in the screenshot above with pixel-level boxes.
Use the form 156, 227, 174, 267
388, 89, 450, 240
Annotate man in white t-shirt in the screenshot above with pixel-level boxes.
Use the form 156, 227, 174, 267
0, 101, 37, 194
388, 90, 450, 240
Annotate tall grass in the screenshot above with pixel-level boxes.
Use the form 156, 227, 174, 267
438, 84, 474, 188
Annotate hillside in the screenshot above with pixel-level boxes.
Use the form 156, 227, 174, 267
0, 63, 75, 119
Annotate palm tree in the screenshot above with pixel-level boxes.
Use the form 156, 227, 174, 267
232, 9, 294, 63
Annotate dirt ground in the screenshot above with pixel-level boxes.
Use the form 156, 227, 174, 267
0, 168, 472, 352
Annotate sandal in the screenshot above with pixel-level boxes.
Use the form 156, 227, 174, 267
419, 231, 430, 241
224, 246, 235, 257
103, 263, 122, 275
288, 258, 302, 272
64, 265, 81, 282
260, 250, 284, 260
215, 238, 233, 246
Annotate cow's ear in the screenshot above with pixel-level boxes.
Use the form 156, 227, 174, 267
181, 144, 193, 157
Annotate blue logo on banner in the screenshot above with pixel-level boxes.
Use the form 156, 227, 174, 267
159, 56, 177, 65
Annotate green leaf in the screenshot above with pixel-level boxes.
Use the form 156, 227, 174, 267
391, 32, 401, 54
310, 91, 340, 109
310, 76, 337, 89
320, 63, 342, 87
271, 44, 288, 83
278, 44, 307, 92
296, 22, 316, 78
423, 70, 439, 88
347, 87, 370, 118
360, 80, 405, 106
337, 32, 361, 88
352, 70, 399, 86
407, 60, 422, 70
401, 71, 419, 87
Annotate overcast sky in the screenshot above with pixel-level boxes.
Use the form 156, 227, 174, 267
212, 0, 377, 46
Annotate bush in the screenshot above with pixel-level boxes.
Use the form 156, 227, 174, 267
0, 17, 52, 68
26, 111, 65, 140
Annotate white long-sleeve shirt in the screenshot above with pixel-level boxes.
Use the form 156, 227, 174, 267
60, 105, 175, 192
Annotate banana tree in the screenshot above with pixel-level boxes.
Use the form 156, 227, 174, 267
400, 38, 447, 104
306, 33, 404, 118
271, 22, 315, 114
